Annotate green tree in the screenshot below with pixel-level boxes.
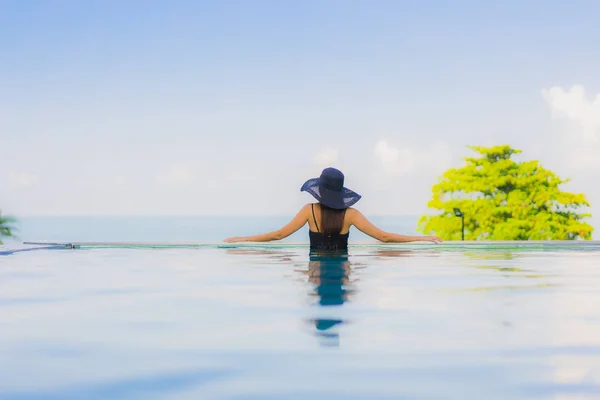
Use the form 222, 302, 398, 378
418, 145, 593, 240
0, 211, 17, 244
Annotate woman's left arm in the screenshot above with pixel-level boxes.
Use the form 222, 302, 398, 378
224, 205, 309, 243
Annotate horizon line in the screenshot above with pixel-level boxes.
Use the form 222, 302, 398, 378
11, 214, 427, 218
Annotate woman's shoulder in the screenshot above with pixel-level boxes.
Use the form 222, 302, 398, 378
344, 207, 363, 221
299, 203, 316, 214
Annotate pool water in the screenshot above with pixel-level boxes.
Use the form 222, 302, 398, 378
2, 245, 600, 399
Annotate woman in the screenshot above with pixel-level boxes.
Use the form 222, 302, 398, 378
224, 167, 442, 249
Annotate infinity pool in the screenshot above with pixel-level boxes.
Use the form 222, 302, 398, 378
1, 246, 600, 399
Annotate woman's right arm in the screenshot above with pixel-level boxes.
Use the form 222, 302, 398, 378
349, 209, 442, 243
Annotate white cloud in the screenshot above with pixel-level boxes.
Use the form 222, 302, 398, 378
562, 144, 600, 170
575, 153, 600, 170
8, 172, 39, 187
374, 140, 416, 176
374, 139, 453, 176
155, 164, 194, 185
315, 149, 339, 168
365, 139, 454, 215
542, 85, 600, 142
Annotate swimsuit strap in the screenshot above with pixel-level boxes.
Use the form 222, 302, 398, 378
311, 204, 320, 233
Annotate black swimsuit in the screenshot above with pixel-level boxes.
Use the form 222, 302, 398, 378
309, 204, 349, 251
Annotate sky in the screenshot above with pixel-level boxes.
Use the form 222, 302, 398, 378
1, 1, 600, 227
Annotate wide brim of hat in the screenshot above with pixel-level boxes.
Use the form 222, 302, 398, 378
300, 178, 361, 209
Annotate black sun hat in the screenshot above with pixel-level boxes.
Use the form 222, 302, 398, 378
300, 167, 362, 209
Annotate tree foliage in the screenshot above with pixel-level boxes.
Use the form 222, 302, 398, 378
0, 211, 16, 245
418, 145, 593, 240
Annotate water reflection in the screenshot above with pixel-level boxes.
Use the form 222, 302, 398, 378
463, 251, 519, 260
224, 248, 296, 262
306, 250, 353, 305
305, 251, 355, 346
368, 249, 417, 258
226, 248, 357, 346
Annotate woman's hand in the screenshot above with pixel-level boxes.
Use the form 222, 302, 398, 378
423, 236, 443, 244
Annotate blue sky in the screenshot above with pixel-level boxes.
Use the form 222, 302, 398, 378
1, 1, 600, 226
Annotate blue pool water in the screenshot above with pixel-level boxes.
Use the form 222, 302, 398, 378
2, 217, 600, 399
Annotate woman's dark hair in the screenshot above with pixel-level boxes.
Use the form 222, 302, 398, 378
319, 204, 346, 234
